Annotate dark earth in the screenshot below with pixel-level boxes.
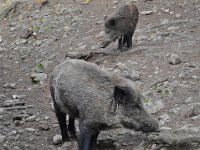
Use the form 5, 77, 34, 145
0, 0, 200, 150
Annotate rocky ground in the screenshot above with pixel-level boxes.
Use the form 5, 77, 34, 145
0, 0, 200, 150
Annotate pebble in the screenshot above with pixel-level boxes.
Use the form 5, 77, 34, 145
159, 113, 170, 122
53, 134, 62, 145
8, 130, 17, 136
141, 11, 153, 15
30, 73, 48, 85
0, 135, 6, 143
3, 83, 16, 89
169, 54, 181, 65
25, 128, 36, 132
0, 35, 3, 43
26, 115, 36, 122
176, 13, 182, 18
0, 108, 4, 114
3, 99, 21, 107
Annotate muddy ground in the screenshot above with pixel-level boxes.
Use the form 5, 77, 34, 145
0, 0, 200, 150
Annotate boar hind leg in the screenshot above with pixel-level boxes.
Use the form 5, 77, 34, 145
117, 37, 123, 51
54, 107, 70, 142
68, 117, 77, 139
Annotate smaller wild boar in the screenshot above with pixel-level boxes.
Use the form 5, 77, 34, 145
50, 59, 159, 150
101, 2, 138, 51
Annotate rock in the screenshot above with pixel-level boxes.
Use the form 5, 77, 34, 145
53, 134, 62, 145
176, 13, 182, 18
96, 31, 104, 41
191, 115, 200, 121
3, 99, 25, 107
141, 11, 153, 15
78, 44, 87, 50
26, 115, 36, 122
30, 73, 47, 85
12, 95, 26, 99
167, 26, 179, 31
136, 35, 150, 42
3, 82, 16, 89
0, 108, 4, 114
0, 35, 3, 43
109, 63, 141, 81
159, 113, 170, 122
143, 99, 165, 114
39, 122, 50, 131
0, 134, 5, 144
34, 40, 43, 46
61, 142, 78, 150
170, 107, 180, 115
25, 128, 36, 132
7, 130, 17, 136
0, 115, 3, 120
169, 54, 181, 65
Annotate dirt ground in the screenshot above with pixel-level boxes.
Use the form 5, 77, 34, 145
0, 0, 200, 149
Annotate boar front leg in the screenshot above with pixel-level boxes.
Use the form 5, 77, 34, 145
79, 122, 99, 150
54, 106, 70, 142
123, 32, 133, 48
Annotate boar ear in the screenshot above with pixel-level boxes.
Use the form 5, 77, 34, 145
114, 85, 130, 104
108, 18, 116, 26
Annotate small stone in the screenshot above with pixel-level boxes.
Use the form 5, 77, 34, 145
159, 113, 170, 122
34, 40, 43, 46
44, 116, 49, 120
163, 9, 170, 13
53, 134, 62, 145
169, 54, 181, 65
26, 115, 36, 122
167, 26, 179, 31
0, 115, 3, 120
136, 35, 150, 42
13, 146, 20, 150
0, 35, 3, 43
96, 31, 104, 41
161, 19, 169, 25
25, 128, 36, 132
170, 107, 180, 115
141, 11, 153, 15
30, 73, 47, 85
0, 134, 5, 143
191, 115, 200, 121
12, 95, 26, 99
0, 108, 4, 114
3, 83, 16, 89
176, 13, 182, 18
78, 44, 87, 50
8, 130, 17, 136
39, 123, 50, 131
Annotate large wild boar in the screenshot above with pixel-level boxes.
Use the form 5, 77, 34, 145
50, 59, 159, 150
101, 2, 138, 51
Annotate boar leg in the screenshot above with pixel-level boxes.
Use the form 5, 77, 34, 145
68, 117, 77, 139
54, 106, 70, 142
89, 131, 99, 150
117, 37, 123, 50
126, 32, 133, 48
79, 122, 99, 150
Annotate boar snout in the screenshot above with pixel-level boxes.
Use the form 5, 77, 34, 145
121, 117, 159, 133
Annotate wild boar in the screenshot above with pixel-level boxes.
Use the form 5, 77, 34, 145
50, 59, 159, 150
100, 2, 139, 51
